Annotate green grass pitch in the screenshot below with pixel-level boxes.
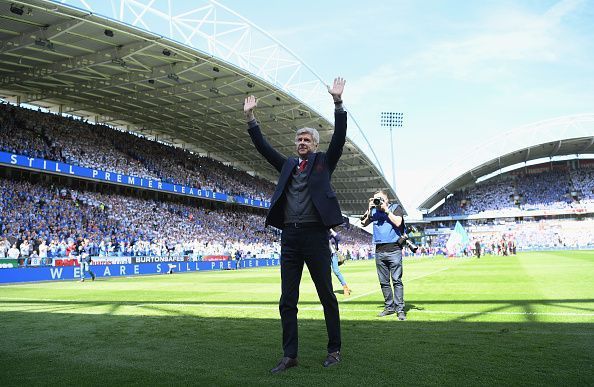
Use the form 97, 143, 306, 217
0, 251, 592, 386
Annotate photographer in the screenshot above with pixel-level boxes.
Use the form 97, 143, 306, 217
360, 190, 407, 320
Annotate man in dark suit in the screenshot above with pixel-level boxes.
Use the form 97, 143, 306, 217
244, 77, 346, 373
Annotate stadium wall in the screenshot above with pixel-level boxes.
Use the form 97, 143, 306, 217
0, 258, 280, 284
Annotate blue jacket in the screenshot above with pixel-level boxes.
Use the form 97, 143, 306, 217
248, 110, 347, 229
371, 204, 404, 244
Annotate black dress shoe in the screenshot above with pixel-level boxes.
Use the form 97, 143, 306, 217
270, 357, 298, 374
323, 351, 341, 368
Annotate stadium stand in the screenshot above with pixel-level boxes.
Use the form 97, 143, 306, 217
0, 103, 275, 201
0, 174, 279, 262
3, 105, 592, 263
442, 219, 593, 252
0, 173, 372, 265
431, 162, 594, 217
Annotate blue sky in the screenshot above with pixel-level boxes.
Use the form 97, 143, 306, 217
66, 0, 594, 216
225, 0, 594, 214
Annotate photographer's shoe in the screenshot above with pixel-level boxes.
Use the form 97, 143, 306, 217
323, 351, 341, 367
397, 311, 407, 321
377, 309, 395, 317
270, 357, 298, 374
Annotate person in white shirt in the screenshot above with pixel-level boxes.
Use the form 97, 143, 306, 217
39, 240, 48, 266
19, 240, 30, 267
8, 244, 20, 263
0, 238, 9, 258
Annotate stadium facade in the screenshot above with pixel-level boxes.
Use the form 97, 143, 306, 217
0, 0, 402, 215
416, 123, 594, 252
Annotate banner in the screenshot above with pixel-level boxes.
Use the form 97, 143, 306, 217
0, 258, 280, 284
91, 257, 133, 265
0, 259, 19, 269
0, 151, 271, 210
446, 221, 470, 256
132, 256, 186, 264
54, 258, 79, 267
202, 255, 231, 261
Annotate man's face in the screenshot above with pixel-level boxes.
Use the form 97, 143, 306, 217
295, 132, 316, 158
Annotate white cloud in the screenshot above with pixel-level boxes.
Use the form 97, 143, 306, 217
346, 64, 403, 105
347, 0, 586, 106
399, 0, 584, 81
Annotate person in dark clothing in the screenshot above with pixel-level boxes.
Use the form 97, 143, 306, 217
244, 77, 346, 373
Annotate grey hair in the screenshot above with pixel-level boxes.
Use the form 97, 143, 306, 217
295, 127, 320, 145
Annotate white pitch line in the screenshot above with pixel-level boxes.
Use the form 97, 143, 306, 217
343, 266, 450, 303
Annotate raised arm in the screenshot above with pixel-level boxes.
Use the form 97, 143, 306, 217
360, 197, 375, 227
244, 95, 257, 122
244, 95, 286, 172
327, 77, 345, 106
326, 77, 347, 171
379, 200, 403, 228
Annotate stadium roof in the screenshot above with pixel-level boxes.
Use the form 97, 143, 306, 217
419, 135, 594, 212
0, 0, 403, 215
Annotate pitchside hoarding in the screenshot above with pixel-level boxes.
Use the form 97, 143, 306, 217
0, 258, 280, 284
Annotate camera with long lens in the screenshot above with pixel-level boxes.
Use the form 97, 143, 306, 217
397, 225, 419, 253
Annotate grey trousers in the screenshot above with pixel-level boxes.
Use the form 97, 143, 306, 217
375, 248, 404, 312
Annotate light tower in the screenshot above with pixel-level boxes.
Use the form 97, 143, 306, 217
380, 111, 404, 188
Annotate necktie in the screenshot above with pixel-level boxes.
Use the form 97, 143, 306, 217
298, 159, 307, 173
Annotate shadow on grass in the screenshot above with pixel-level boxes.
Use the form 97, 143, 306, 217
0, 308, 592, 386
2, 297, 592, 311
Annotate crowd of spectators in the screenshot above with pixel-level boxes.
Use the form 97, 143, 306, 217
516, 169, 572, 208
333, 223, 373, 260
510, 219, 594, 250
431, 166, 594, 217
424, 218, 594, 254
0, 102, 274, 201
461, 178, 516, 214
0, 175, 373, 264
5, 102, 591, 264
0, 175, 280, 262
571, 168, 594, 201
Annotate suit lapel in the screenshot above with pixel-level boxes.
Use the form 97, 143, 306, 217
305, 153, 317, 175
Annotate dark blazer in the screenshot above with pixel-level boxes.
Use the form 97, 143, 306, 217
248, 110, 347, 229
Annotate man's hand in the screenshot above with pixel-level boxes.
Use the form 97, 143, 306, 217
379, 200, 390, 213
328, 77, 346, 102
360, 198, 375, 224
244, 95, 257, 121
